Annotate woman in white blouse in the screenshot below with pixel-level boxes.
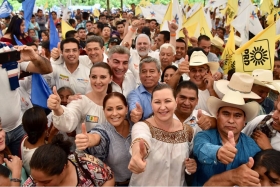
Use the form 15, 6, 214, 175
128, 84, 197, 186
47, 62, 113, 133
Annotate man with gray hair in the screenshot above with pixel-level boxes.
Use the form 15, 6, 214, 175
159, 43, 176, 72
127, 57, 161, 123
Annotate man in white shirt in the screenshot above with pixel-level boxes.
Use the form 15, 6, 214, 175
1, 45, 53, 155
46, 38, 90, 94
51, 36, 108, 69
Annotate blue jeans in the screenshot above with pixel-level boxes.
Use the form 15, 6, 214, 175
5, 125, 26, 156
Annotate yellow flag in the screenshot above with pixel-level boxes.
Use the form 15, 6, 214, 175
44, 1, 48, 9
155, 0, 161, 5
222, 0, 238, 25
93, 9, 100, 17
139, 0, 147, 7
221, 28, 235, 74
260, 0, 274, 15
235, 23, 276, 74
61, 20, 75, 39
182, 7, 213, 40
135, 6, 142, 16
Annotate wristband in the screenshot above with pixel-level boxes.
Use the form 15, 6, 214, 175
170, 32, 176, 37
10, 178, 22, 183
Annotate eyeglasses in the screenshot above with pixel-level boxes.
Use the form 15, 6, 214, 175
189, 68, 208, 74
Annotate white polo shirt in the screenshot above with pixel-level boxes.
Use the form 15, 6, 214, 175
51, 53, 108, 69
44, 62, 90, 94
128, 49, 160, 85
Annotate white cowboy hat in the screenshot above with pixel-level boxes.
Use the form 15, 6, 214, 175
215, 72, 261, 99
207, 90, 260, 122
189, 51, 220, 74
211, 35, 224, 51
252, 69, 277, 91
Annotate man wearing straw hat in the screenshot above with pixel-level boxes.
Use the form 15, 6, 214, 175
193, 90, 261, 186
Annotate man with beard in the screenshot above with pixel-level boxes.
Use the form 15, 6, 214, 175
122, 20, 177, 84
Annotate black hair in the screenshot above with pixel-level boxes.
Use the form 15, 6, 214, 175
198, 35, 211, 44
217, 27, 226, 35
95, 22, 104, 31
22, 107, 47, 145
142, 27, 151, 38
57, 86, 75, 95
77, 27, 86, 32
82, 12, 89, 20
90, 62, 113, 94
102, 24, 111, 32
103, 92, 127, 108
116, 21, 124, 27
41, 41, 50, 50
68, 19, 76, 26
176, 38, 186, 48
65, 30, 77, 38
87, 32, 96, 37
161, 65, 183, 83
99, 14, 106, 19
253, 149, 280, 176
0, 165, 10, 178
175, 80, 199, 97
37, 9, 42, 13
275, 57, 280, 61
31, 14, 35, 18
5, 15, 25, 45
159, 31, 170, 42
26, 42, 38, 48
29, 134, 72, 176
152, 84, 175, 100
86, 20, 93, 24
60, 38, 80, 51
227, 68, 235, 81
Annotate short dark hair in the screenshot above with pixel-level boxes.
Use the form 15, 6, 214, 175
30, 134, 72, 176
217, 27, 226, 35
253, 149, 280, 177
26, 42, 38, 48
96, 22, 104, 30
37, 9, 42, 13
176, 38, 186, 48
116, 21, 124, 27
22, 107, 47, 145
102, 24, 111, 31
99, 14, 106, 19
68, 19, 76, 26
86, 35, 104, 48
77, 27, 86, 32
51, 11, 57, 15
65, 30, 77, 38
0, 165, 10, 178
159, 31, 170, 42
60, 38, 80, 51
175, 80, 198, 97
82, 12, 89, 20
198, 35, 211, 44
86, 20, 93, 24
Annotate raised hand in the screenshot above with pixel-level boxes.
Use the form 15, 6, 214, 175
47, 86, 61, 111
217, 131, 237, 164
233, 157, 261, 186
197, 109, 211, 130
130, 102, 143, 123
168, 21, 178, 33
75, 123, 89, 151
51, 47, 60, 60
252, 130, 273, 150
178, 55, 190, 75
128, 139, 147, 174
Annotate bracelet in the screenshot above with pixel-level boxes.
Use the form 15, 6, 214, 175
130, 28, 136, 32
130, 138, 150, 159
10, 178, 22, 183
170, 32, 176, 37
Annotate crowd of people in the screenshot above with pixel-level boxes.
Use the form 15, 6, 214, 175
1, 2, 280, 186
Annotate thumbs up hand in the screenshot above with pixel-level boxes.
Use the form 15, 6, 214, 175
232, 157, 261, 186
128, 139, 147, 174
47, 86, 62, 111
178, 55, 190, 75
75, 123, 89, 151
196, 109, 212, 130
216, 131, 237, 164
130, 102, 143, 123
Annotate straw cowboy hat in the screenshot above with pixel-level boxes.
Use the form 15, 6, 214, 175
207, 90, 260, 122
211, 36, 224, 51
189, 51, 220, 74
252, 69, 277, 91
215, 72, 261, 99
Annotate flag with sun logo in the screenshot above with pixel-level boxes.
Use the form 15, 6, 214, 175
235, 23, 276, 74
221, 27, 235, 74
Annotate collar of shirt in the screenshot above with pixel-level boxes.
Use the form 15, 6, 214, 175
63, 62, 80, 73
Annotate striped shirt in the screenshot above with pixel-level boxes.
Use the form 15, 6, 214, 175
87, 121, 132, 183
